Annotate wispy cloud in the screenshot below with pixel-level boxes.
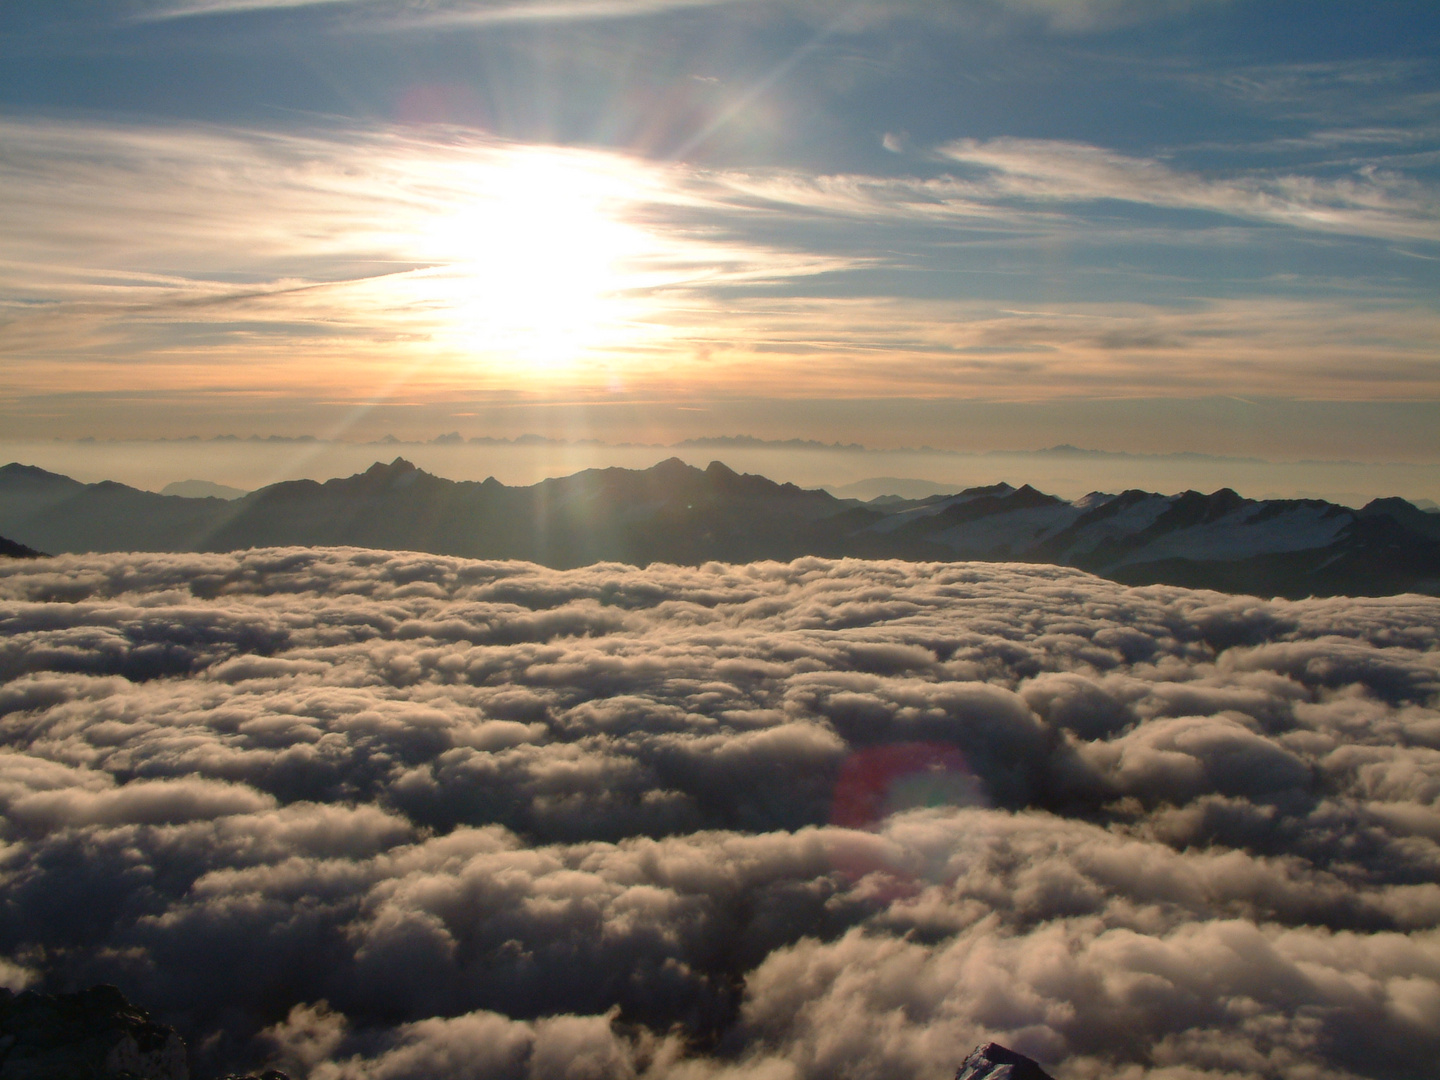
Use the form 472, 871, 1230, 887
637, 295, 1440, 401
3, 119, 1438, 413
134, 0, 1230, 31
967, 0, 1232, 33
1183, 58, 1437, 108
0, 119, 856, 397
133, 0, 761, 24
938, 137, 1440, 241
1167, 57, 1440, 141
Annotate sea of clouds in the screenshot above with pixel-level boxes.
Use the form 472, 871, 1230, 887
1, 549, 1438, 1080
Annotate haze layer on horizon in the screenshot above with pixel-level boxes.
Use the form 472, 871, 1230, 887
2, 2, 1439, 457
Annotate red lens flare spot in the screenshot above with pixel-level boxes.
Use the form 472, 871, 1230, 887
830, 742, 986, 830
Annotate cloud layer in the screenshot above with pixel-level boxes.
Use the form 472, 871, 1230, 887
1, 550, 1438, 1078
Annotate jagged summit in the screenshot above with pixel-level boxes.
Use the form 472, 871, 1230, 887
955, 1042, 1056, 1080
357, 457, 421, 484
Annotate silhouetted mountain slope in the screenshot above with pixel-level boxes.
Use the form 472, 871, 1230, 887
2, 459, 1438, 597
197, 458, 854, 566
1360, 496, 1440, 540
0, 533, 45, 559
0, 464, 245, 554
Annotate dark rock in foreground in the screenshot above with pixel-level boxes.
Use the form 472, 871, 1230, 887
0, 985, 187, 1080
956, 1042, 1057, 1080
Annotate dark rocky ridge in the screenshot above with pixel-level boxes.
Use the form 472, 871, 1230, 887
955, 1043, 1056, 1080
2, 457, 1437, 597
0, 534, 44, 559
0, 986, 187, 1080
0, 984, 1044, 1080
0, 987, 288, 1080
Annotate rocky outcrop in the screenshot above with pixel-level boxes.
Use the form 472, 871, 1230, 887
956, 1042, 1056, 1080
0, 985, 187, 1080
0, 534, 44, 559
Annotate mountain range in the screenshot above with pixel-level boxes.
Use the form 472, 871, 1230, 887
2, 457, 1438, 598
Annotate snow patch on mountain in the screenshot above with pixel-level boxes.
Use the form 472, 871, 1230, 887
1107, 500, 1353, 566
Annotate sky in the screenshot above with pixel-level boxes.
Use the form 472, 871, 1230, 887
2, 1, 1440, 459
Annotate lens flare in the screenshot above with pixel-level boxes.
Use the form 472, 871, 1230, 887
830, 742, 987, 830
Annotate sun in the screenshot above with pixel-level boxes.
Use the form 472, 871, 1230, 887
414, 146, 661, 377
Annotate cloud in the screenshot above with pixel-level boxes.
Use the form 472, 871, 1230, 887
133, 0, 763, 24
0, 955, 37, 992
132, 0, 1231, 34
960, 0, 1234, 34
0, 118, 851, 402
5, 777, 277, 830
938, 137, 1440, 242
1, 550, 1439, 1077
1172, 58, 1440, 132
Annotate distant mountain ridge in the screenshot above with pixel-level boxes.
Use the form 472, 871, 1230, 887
2, 458, 1437, 598
160, 479, 249, 500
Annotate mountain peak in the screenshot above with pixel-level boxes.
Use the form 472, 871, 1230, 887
0, 462, 81, 488
962, 482, 1014, 498
955, 1042, 1055, 1080
1358, 496, 1440, 540
323, 458, 426, 494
